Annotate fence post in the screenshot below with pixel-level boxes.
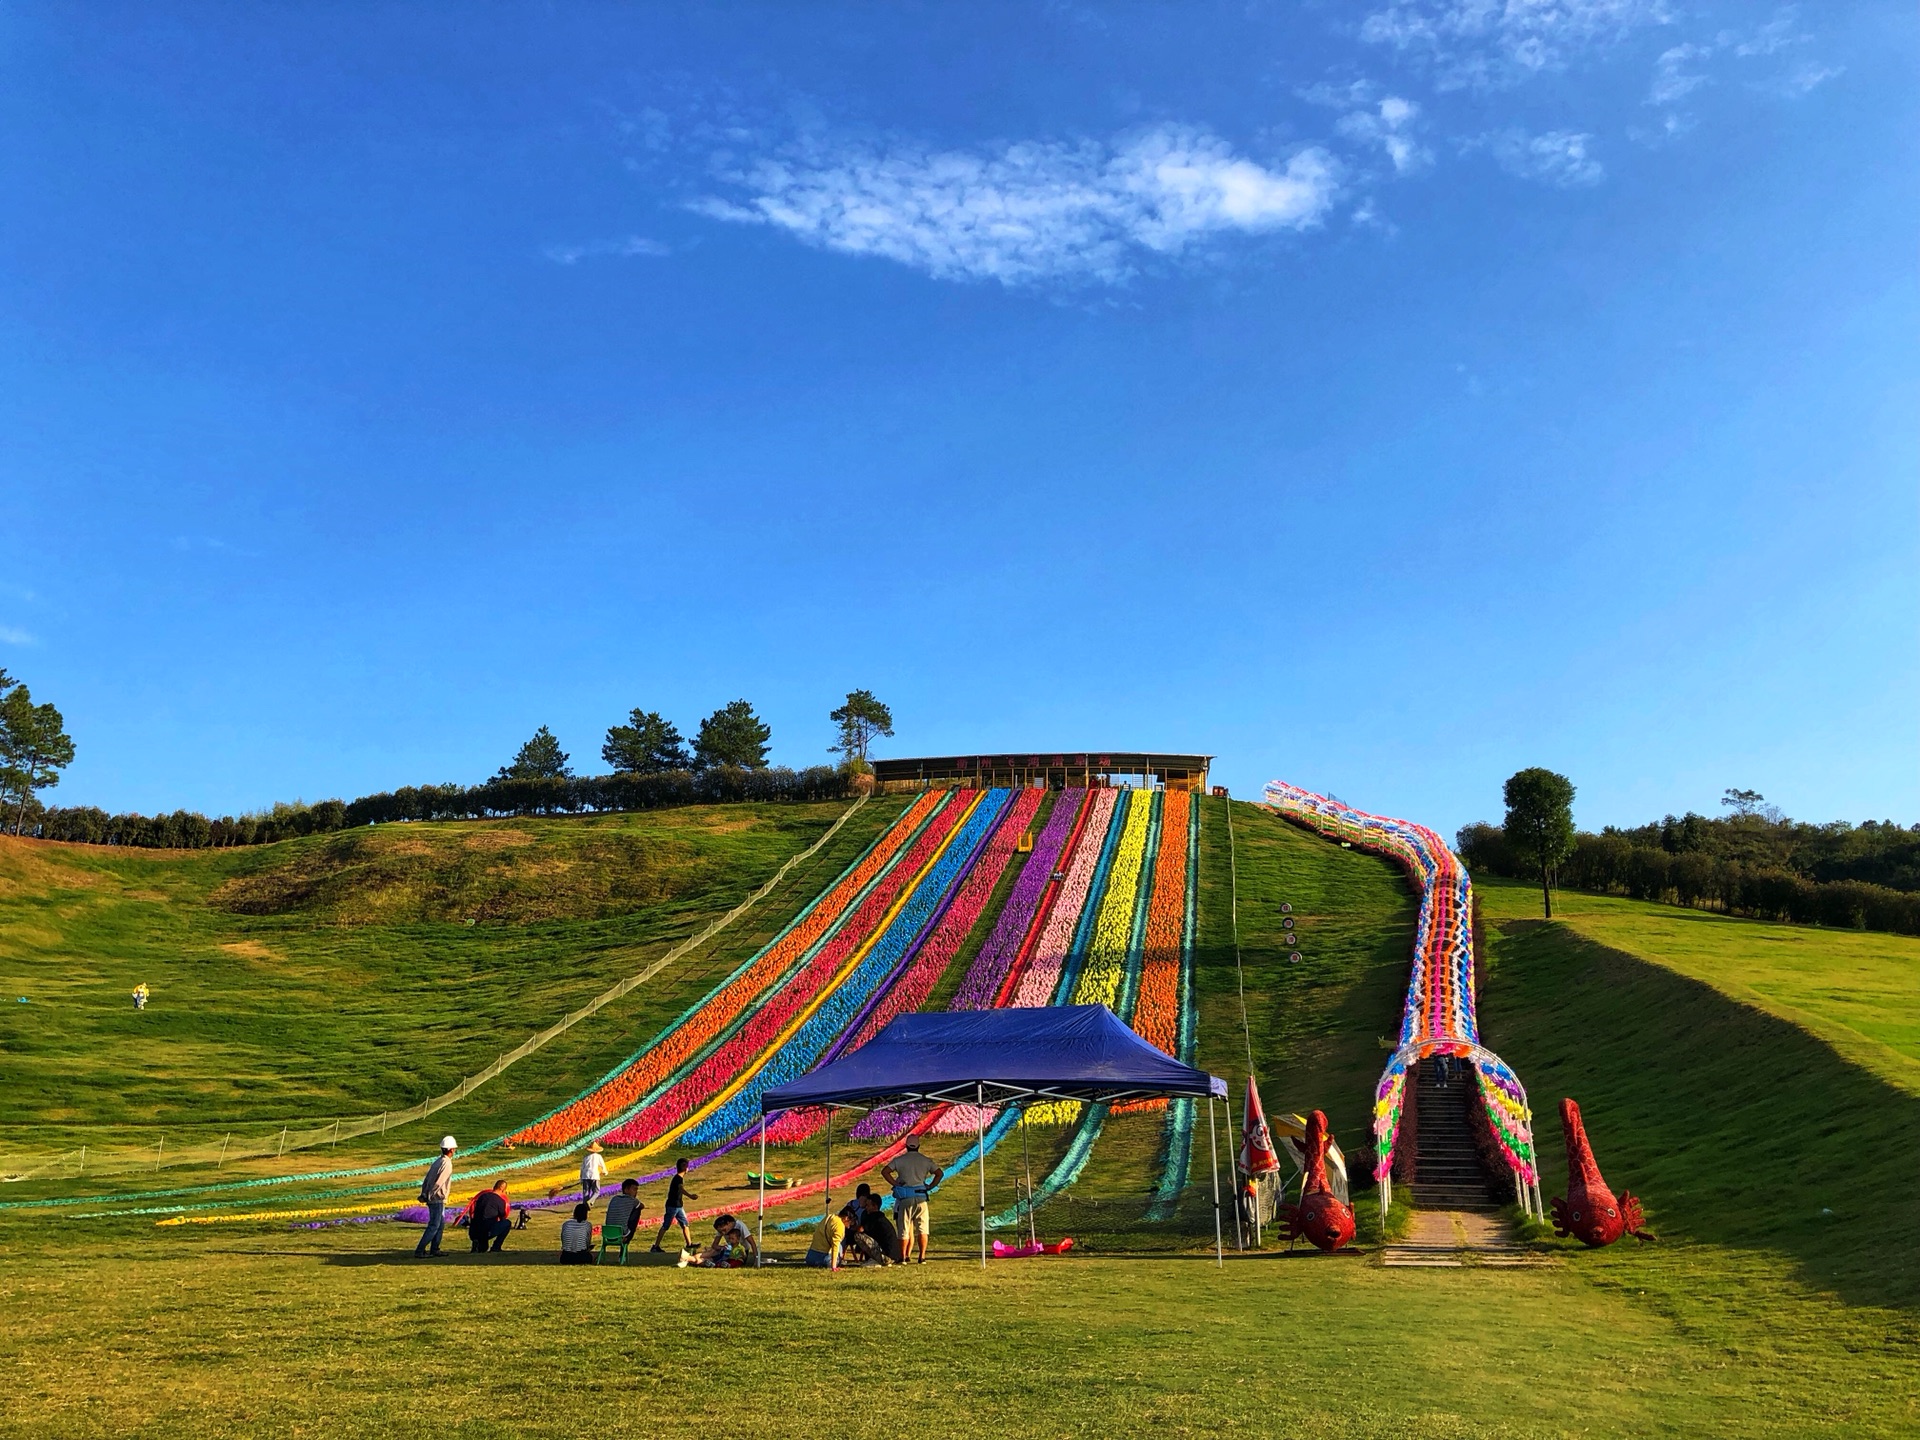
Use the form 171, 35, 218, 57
156, 1136, 165, 1172
332, 1118, 341, 1146
278, 1126, 287, 1158
78, 1144, 86, 1176
219, 1133, 231, 1169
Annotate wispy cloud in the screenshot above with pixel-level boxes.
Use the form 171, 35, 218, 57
1648, 43, 1711, 105
690, 125, 1340, 287
1336, 95, 1432, 174
0, 625, 36, 646
542, 235, 671, 265
1361, 0, 1673, 89
1475, 129, 1604, 186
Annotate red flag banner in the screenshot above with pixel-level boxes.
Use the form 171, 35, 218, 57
1240, 1073, 1281, 1176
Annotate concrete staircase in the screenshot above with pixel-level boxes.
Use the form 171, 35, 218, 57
1408, 1055, 1500, 1212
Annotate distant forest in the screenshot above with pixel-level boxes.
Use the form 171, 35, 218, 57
1460, 804, 1920, 936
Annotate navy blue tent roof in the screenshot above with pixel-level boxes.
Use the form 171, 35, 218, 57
759, 1004, 1227, 1112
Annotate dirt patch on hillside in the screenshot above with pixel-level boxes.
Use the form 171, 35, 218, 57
208, 824, 732, 924
218, 939, 284, 963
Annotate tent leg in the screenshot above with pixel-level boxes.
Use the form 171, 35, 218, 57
1207, 1095, 1223, 1268
977, 1081, 987, 1270
757, 1121, 766, 1268
825, 1107, 833, 1215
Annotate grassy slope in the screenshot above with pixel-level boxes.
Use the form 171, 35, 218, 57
0, 799, 907, 1159
3, 798, 1919, 1436
1479, 878, 1920, 1095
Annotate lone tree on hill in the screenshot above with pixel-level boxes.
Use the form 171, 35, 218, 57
828, 689, 893, 770
496, 725, 571, 781
1503, 767, 1576, 920
694, 700, 771, 771
1, 676, 76, 834
602, 709, 691, 774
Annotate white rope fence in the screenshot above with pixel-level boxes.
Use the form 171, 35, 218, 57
2, 795, 871, 1184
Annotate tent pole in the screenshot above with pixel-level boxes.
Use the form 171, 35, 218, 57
825, 1106, 832, 1215
977, 1081, 987, 1269
757, 1120, 766, 1268
1208, 1095, 1224, 1268
1021, 1105, 1035, 1247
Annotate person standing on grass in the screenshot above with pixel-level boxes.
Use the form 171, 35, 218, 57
579, 1141, 608, 1205
414, 1136, 457, 1259
882, 1137, 942, 1264
650, 1156, 697, 1253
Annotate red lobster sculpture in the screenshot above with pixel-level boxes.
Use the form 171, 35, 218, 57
1279, 1110, 1355, 1252
1550, 1098, 1653, 1246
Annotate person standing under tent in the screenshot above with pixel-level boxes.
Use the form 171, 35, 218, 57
882, 1137, 942, 1264
414, 1136, 457, 1259
649, 1156, 698, 1254
579, 1142, 608, 1205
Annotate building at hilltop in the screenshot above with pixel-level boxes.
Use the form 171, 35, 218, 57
871, 752, 1211, 794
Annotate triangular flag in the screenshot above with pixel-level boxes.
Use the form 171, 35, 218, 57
1240, 1073, 1281, 1176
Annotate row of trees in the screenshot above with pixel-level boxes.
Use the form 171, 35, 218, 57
1460, 776, 1920, 936
19, 689, 895, 850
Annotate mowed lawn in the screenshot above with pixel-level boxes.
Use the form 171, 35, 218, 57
1, 1217, 1915, 1439
1477, 878, 1920, 1095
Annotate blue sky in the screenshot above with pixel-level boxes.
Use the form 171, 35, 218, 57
3, 1, 1914, 837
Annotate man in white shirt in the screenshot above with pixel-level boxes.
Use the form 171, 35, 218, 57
579, 1142, 609, 1204
414, 1136, 456, 1258
882, 1137, 942, 1264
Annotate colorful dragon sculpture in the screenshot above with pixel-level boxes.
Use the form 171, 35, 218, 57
1279, 1110, 1356, 1252
1550, 1098, 1654, 1246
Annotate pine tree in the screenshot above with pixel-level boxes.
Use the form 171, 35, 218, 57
602, 709, 691, 774
496, 725, 572, 780
828, 689, 894, 770
693, 700, 771, 771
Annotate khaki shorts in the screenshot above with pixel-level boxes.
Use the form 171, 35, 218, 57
897, 1199, 930, 1242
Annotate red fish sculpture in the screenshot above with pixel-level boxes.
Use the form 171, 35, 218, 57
1279, 1109, 1355, 1252
1550, 1098, 1653, 1246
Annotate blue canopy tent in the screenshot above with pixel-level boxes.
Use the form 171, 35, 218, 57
758, 1005, 1230, 1266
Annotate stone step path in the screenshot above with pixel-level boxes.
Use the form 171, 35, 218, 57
1381, 1209, 1545, 1268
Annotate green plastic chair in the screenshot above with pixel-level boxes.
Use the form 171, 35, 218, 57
598, 1225, 632, 1265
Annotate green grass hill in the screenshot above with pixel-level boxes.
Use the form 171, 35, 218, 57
1, 797, 1916, 1437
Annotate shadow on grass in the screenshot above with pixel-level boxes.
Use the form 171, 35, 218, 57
1487, 920, 1920, 1313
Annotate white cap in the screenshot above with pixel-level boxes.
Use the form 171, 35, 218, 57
904, 1136, 920, 1149
441, 1135, 457, 1150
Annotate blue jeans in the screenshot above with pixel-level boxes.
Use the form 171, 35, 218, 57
415, 1200, 446, 1256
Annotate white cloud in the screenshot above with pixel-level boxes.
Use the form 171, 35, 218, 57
1361, 0, 1673, 89
0, 625, 36, 646
1772, 60, 1841, 97
543, 235, 671, 265
692, 125, 1340, 286
1477, 128, 1604, 186
1648, 43, 1711, 105
1336, 95, 1433, 174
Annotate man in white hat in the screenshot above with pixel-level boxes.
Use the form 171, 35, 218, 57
579, 1141, 608, 1205
415, 1136, 457, 1258
881, 1137, 942, 1264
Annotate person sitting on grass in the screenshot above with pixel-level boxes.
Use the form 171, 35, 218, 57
468, 1181, 513, 1254
804, 1207, 847, 1270
602, 1179, 644, 1251
649, 1157, 698, 1254
680, 1213, 757, 1268
853, 1192, 902, 1266
559, 1202, 597, 1265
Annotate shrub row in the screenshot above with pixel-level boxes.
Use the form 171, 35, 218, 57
23, 765, 850, 850
1457, 825, 1920, 937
